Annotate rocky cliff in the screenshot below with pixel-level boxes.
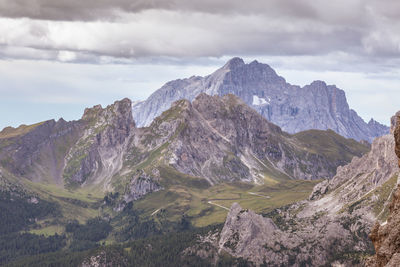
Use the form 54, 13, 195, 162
367, 111, 400, 267
215, 129, 398, 266
132, 57, 388, 142
0, 119, 84, 184
0, 94, 369, 209
63, 98, 135, 189
128, 93, 369, 186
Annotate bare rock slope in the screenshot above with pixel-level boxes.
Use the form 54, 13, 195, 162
368, 111, 400, 267
0, 95, 369, 210
217, 129, 398, 266
133, 58, 388, 142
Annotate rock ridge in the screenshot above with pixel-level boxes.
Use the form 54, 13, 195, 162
132, 57, 388, 142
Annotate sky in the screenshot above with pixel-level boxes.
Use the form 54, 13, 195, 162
0, 0, 399, 130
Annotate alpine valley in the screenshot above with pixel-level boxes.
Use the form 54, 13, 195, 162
0, 58, 396, 267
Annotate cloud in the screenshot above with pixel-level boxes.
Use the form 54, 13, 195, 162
0, 0, 321, 21
0, 0, 398, 66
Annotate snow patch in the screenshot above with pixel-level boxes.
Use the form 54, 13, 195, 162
252, 95, 269, 106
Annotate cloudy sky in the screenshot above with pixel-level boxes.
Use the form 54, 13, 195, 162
0, 0, 399, 130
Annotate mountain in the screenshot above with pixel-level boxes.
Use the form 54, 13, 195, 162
0, 94, 369, 190
206, 123, 399, 266
0, 94, 371, 265
132, 57, 388, 142
367, 111, 400, 267
0, 98, 134, 188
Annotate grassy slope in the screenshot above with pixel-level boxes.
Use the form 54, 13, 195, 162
0, 169, 103, 237
294, 129, 370, 163
133, 164, 321, 227
0, 122, 46, 139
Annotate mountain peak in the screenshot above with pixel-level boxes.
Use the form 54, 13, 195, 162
223, 57, 245, 70
132, 58, 389, 141
309, 80, 327, 87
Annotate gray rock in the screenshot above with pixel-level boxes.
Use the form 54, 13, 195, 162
216, 131, 399, 266
0, 94, 369, 194
133, 57, 388, 142
123, 171, 162, 203
63, 98, 135, 189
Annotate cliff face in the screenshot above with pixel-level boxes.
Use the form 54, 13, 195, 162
0, 95, 369, 208
132, 57, 388, 142
143, 93, 369, 184
0, 98, 136, 191
0, 119, 84, 184
394, 112, 400, 167
63, 98, 135, 188
216, 130, 398, 266
368, 111, 400, 267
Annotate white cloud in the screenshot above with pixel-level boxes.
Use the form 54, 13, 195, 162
0, 0, 398, 129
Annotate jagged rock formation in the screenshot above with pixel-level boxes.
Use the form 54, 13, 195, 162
394, 111, 400, 167
132, 57, 388, 142
128, 93, 369, 185
0, 119, 84, 184
0, 95, 369, 205
215, 130, 399, 266
122, 170, 162, 203
0, 98, 135, 190
367, 111, 400, 267
64, 98, 135, 188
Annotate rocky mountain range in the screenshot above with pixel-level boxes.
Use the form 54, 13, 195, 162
133, 58, 389, 142
192, 112, 399, 266
0, 90, 385, 267
132, 57, 388, 142
0, 94, 369, 197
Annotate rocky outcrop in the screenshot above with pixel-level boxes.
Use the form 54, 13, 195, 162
0, 94, 369, 193
218, 203, 367, 266
132, 57, 388, 142
63, 98, 135, 188
216, 130, 399, 266
157, 94, 369, 184
309, 134, 398, 205
123, 170, 162, 203
367, 112, 400, 267
394, 112, 400, 167
81, 249, 128, 267
0, 119, 84, 184
0, 98, 136, 190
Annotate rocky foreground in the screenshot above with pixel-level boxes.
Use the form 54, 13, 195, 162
367, 112, 400, 267
188, 113, 399, 266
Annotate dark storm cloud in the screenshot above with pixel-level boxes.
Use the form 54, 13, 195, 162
0, 0, 358, 21
0, 0, 398, 62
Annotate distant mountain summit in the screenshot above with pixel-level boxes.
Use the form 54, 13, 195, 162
132, 57, 388, 142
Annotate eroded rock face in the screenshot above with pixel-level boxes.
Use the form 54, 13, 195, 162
367, 112, 400, 267
167, 94, 370, 184
132, 57, 388, 142
0, 119, 84, 184
0, 93, 369, 194
393, 112, 400, 167
215, 130, 399, 266
218, 202, 368, 266
63, 98, 135, 188
123, 170, 162, 203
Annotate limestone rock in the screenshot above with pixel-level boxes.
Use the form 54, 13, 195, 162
216, 130, 399, 266
81, 250, 128, 267
123, 171, 162, 203
368, 111, 400, 267
132, 57, 388, 142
